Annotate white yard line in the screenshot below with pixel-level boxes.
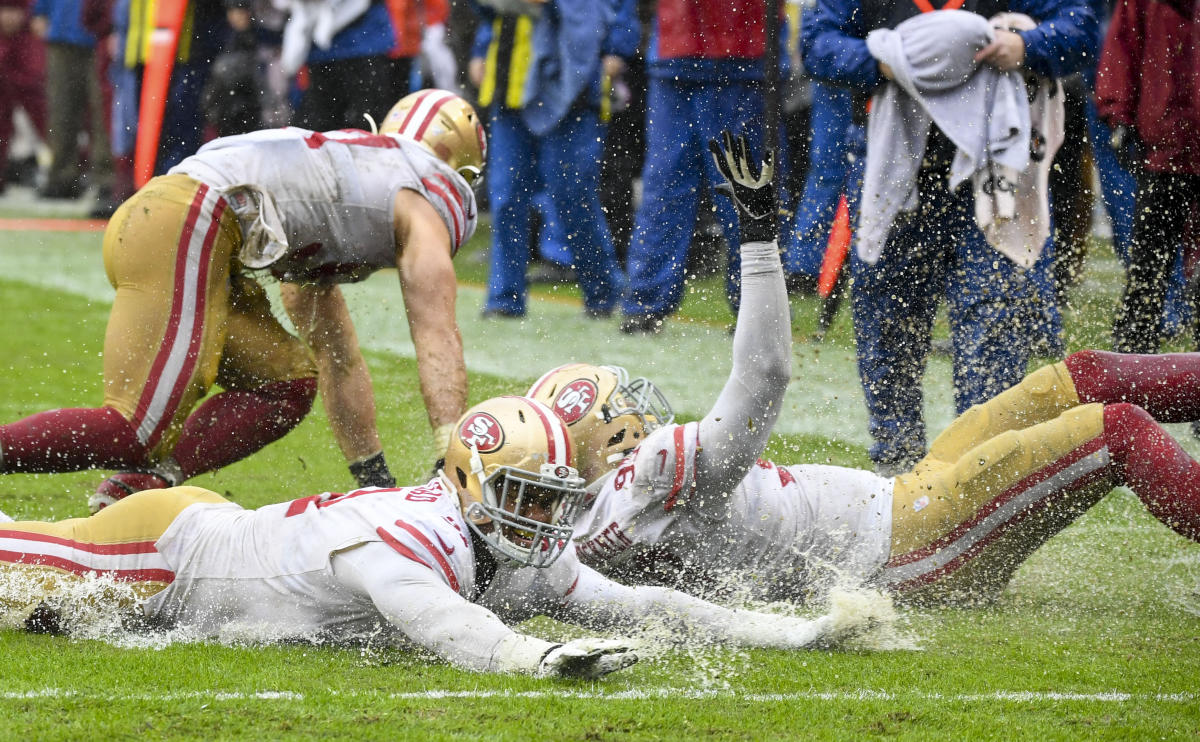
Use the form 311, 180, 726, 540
2, 687, 1195, 704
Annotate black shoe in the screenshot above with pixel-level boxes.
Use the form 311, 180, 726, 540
481, 307, 524, 319
619, 313, 665, 335
527, 261, 575, 285
89, 190, 123, 219
38, 181, 84, 200
785, 273, 818, 296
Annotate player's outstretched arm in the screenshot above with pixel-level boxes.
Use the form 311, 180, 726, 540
394, 190, 469, 453
280, 282, 394, 487
332, 543, 638, 677
692, 131, 791, 505
553, 559, 867, 651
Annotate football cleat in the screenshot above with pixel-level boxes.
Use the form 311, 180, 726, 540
89, 470, 172, 514
377, 89, 487, 186
442, 396, 585, 568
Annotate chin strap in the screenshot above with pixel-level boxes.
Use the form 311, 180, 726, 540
363, 113, 379, 135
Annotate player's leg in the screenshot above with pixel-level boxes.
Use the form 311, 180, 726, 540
922, 348, 1200, 472
888, 401, 1200, 603
1064, 349, 1200, 422
0, 487, 230, 628
1103, 402, 1200, 542
886, 404, 1112, 603
167, 273, 318, 480
0, 176, 238, 478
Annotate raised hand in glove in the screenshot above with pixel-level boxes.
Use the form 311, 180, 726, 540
537, 638, 640, 679
709, 129, 777, 244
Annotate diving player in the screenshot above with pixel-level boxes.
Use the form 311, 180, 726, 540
530, 134, 1200, 605
0, 89, 484, 512
0, 396, 869, 677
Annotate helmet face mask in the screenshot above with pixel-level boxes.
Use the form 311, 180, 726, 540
528, 364, 674, 481
443, 397, 585, 568
463, 463, 585, 568
377, 88, 487, 187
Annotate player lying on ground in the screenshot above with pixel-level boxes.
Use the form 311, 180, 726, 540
0, 396, 873, 678
0, 89, 484, 513
529, 134, 1200, 605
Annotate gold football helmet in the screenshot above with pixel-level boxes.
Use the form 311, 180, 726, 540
378, 88, 487, 185
442, 396, 585, 568
527, 364, 674, 482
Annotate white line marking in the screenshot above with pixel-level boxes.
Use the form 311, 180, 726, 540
2, 688, 1195, 704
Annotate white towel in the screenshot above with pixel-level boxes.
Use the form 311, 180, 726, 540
859, 10, 1062, 268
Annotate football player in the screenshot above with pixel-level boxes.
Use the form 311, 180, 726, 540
0, 89, 484, 512
530, 134, 1200, 605
0, 396, 871, 678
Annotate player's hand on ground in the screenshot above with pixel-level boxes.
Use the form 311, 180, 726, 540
709, 129, 777, 244
538, 638, 640, 679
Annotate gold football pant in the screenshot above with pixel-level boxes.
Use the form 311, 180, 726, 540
102, 175, 316, 461
884, 362, 1115, 603
0, 487, 229, 625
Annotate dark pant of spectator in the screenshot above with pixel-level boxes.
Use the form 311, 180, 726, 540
301, 54, 398, 133
44, 42, 112, 196
1113, 171, 1200, 353
0, 28, 46, 192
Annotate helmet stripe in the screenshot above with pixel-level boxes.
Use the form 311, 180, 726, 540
401, 90, 457, 143
395, 89, 440, 134
527, 363, 585, 398
525, 397, 572, 467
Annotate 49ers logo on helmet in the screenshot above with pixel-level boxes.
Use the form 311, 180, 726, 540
460, 412, 504, 453
553, 380, 598, 424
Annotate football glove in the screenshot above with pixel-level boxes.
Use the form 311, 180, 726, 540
349, 451, 396, 489
709, 129, 777, 244
537, 638, 640, 679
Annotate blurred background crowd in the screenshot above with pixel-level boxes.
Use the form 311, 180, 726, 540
0, 0, 1196, 474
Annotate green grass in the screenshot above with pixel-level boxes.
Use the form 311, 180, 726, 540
0, 225, 1198, 740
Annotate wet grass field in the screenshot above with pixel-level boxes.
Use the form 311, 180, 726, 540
0, 223, 1197, 740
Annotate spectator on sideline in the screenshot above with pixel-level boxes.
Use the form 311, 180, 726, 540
471, 0, 636, 320
1098, 0, 1200, 354
200, 0, 264, 138
31, 0, 112, 201
0, 0, 46, 194
281, 0, 397, 133
118, 0, 227, 174
618, 0, 767, 334
802, 0, 1097, 475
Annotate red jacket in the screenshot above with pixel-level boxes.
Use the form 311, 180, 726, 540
656, 0, 766, 59
1096, 0, 1200, 173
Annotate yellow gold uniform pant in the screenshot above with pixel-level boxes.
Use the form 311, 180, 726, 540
885, 362, 1115, 603
0, 487, 229, 624
102, 175, 316, 461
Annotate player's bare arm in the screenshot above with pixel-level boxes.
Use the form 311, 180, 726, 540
280, 281, 384, 466
394, 188, 469, 444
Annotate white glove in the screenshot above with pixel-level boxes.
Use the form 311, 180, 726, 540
537, 638, 640, 679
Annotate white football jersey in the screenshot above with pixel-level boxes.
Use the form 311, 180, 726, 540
169, 128, 477, 283
146, 478, 476, 641
572, 422, 895, 601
